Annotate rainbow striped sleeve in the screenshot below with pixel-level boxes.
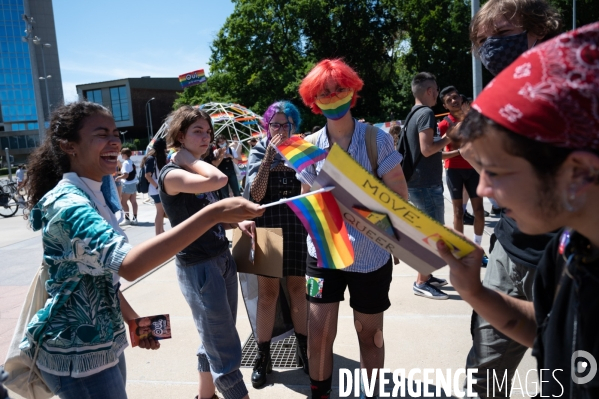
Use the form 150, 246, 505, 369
287, 191, 354, 269
275, 136, 328, 172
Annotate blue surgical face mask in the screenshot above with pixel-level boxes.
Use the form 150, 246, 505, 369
478, 31, 529, 76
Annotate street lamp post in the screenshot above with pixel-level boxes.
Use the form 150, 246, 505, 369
145, 98, 155, 141
21, 15, 45, 143
32, 36, 52, 121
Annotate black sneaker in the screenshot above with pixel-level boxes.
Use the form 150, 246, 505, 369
427, 274, 448, 287
413, 282, 449, 300
463, 211, 475, 225
491, 207, 502, 216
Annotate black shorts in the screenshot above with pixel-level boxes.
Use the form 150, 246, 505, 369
305, 255, 393, 314
446, 168, 480, 200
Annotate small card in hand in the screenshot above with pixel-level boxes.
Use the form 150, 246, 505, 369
127, 314, 171, 347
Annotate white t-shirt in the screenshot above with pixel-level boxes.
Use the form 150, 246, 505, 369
122, 159, 138, 185
213, 146, 238, 161
16, 168, 25, 182
145, 156, 159, 196
229, 142, 242, 158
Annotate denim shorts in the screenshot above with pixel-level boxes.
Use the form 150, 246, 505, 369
150, 194, 161, 204
40, 353, 127, 399
176, 251, 248, 399
408, 184, 445, 224
122, 183, 136, 195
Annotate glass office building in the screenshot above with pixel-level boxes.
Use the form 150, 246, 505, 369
0, 0, 63, 163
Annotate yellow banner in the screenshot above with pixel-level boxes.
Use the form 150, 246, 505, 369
323, 145, 475, 259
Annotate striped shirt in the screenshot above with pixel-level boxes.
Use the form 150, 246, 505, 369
297, 120, 403, 273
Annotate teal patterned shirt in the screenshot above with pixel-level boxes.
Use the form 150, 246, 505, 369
21, 182, 132, 377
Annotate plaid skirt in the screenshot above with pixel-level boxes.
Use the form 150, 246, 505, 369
255, 170, 308, 277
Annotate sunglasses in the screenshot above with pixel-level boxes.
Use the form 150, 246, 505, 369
314, 88, 353, 104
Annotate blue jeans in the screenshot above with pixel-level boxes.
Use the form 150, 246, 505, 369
40, 353, 127, 399
176, 251, 248, 399
408, 184, 445, 224
219, 168, 241, 198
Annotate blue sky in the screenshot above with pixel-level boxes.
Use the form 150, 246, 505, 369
53, 0, 235, 101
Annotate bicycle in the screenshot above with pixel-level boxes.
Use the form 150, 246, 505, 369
0, 180, 24, 218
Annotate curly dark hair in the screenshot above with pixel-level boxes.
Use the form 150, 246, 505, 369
25, 102, 111, 211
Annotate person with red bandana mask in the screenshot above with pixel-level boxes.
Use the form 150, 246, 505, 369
440, 23, 599, 398
459, 1, 564, 396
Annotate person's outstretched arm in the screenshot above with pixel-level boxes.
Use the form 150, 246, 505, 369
436, 240, 537, 347
119, 197, 264, 281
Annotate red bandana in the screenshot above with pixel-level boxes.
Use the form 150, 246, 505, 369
472, 22, 599, 150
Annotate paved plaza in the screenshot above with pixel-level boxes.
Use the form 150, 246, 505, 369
0, 185, 539, 398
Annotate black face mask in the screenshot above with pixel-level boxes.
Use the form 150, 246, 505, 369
478, 31, 529, 76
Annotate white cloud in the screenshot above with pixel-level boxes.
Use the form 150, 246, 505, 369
62, 81, 79, 102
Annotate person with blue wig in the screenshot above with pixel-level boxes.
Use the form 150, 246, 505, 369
244, 101, 310, 387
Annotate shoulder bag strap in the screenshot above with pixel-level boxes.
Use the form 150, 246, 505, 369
404, 105, 428, 168
364, 125, 379, 178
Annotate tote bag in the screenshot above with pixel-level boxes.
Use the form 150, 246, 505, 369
3, 264, 53, 399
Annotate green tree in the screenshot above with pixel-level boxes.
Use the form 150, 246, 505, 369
176, 0, 409, 127
298, 0, 404, 122
392, 0, 472, 117
176, 1, 307, 123
547, 0, 599, 31
175, 0, 594, 124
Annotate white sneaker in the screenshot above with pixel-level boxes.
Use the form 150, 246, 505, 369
131, 217, 138, 226
119, 219, 131, 226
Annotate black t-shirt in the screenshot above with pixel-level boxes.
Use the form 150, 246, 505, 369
217, 147, 235, 172
158, 163, 229, 262
145, 156, 156, 176
532, 229, 599, 397
494, 212, 556, 268
405, 105, 443, 188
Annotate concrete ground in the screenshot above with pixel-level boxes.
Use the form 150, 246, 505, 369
2, 184, 540, 398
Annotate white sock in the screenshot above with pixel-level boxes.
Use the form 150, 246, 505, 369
474, 234, 483, 245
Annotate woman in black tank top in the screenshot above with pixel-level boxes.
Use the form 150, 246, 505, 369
158, 106, 259, 399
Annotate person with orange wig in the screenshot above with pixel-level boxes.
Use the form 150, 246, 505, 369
297, 59, 408, 399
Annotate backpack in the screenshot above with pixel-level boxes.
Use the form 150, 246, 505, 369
396, 105, 428, 182
125, 163, 136, 181
136, 162, 149, 194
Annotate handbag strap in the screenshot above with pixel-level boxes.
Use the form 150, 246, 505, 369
364, 124, 379, 177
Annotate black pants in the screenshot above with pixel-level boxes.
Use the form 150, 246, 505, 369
219, 167, 240, 198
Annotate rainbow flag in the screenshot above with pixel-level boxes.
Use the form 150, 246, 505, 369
179, 69, 207, 89
287, 191, 353, 269
275, 136, 327, 172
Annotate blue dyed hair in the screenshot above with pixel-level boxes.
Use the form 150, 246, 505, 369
262, 101, 302, 138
